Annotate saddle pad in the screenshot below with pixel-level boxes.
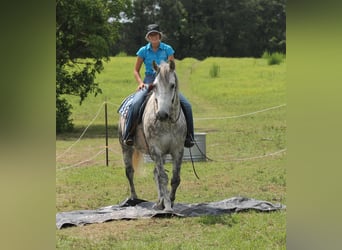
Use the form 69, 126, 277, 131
118, 93, 135, 119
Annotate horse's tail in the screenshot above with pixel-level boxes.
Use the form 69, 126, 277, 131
132, 149, 143, 173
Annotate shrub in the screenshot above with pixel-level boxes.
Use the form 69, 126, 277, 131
209, 63, 220, 78
262, 51, 285, 65
56, 98, 74, 133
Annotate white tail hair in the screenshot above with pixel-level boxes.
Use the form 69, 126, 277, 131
132, 149, 143, 172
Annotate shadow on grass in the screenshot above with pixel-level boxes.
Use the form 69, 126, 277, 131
56, 124, 119, 140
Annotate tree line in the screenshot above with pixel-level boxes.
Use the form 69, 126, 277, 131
112, 0, 286, 59
56, 0, 286, 132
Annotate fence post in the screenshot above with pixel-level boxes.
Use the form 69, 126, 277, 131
105, 99, 109, 166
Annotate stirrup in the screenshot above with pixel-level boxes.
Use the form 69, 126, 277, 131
184, 138, 194, 148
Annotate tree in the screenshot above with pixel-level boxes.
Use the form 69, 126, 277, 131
179, 0, 286, 58
56, 0, 131, 132
257, 0, 286, 54
112, 0, 286, 59
156, 0, 188, 58
111, 0, 188, 58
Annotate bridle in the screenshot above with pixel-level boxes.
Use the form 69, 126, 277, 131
152, 70, 182, 124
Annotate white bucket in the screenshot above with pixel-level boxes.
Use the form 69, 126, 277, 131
144, 132, 207, 162
183, 132, 207, 161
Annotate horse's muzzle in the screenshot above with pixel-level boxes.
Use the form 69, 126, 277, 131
156, 110, 169, 121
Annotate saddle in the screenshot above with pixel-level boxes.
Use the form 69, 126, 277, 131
137, 92, 152, 122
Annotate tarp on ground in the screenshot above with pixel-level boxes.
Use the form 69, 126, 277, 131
56, 196, 286, 229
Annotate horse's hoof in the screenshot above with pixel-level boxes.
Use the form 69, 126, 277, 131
153, 203, 164, 210
164, 207, 173, 213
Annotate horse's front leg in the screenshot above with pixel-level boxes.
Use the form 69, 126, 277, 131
123, 146, 138, 199
170, 151, 183, 206
153, 157, 172, 211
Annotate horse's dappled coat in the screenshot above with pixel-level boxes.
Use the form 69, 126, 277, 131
118, 61, 186, 211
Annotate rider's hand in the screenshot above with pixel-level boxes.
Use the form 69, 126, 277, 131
137, 82, 145, 91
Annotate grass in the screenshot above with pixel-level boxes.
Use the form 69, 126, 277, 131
56, 56, 286, 249
56, 212, 285, 249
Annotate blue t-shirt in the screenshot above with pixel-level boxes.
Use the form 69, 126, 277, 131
136, 42, 175, 76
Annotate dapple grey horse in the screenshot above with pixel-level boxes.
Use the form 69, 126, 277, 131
118, 60, 187, 211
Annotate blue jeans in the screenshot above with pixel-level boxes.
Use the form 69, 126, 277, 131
123, 75, 194, 141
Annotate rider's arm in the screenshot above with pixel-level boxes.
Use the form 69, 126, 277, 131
134, 56, 145, 91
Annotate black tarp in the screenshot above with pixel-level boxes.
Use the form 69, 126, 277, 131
56, 196, 286, 229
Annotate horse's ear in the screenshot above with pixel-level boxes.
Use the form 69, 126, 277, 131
152, 60, 159, 71
169, 60, 175, 71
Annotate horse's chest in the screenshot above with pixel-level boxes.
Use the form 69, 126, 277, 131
142, 95, 186, 149
145, 122, 178, 140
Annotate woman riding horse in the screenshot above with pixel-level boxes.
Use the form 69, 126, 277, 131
121, 24, 194, 148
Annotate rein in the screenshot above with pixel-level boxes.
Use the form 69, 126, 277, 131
170, 97, 182, 123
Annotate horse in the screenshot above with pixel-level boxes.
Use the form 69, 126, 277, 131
118, 60, 187, 212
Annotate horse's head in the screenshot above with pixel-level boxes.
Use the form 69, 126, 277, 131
152, 60, 179, 121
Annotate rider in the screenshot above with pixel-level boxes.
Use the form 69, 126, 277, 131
121, 24, 194, 148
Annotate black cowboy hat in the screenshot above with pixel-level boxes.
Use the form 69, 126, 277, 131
145, 24, 162, 40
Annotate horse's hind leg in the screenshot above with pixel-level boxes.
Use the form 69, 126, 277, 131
122, 147, 137, 199
119, 118, 138, 199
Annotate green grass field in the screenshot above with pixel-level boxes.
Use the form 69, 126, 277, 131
56, 56, 286, 249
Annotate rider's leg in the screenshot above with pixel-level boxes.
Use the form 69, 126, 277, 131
179, 93, 194, 148
123, 87, 149, 146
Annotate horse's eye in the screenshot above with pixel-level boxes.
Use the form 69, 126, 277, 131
170, 83, 175, 89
